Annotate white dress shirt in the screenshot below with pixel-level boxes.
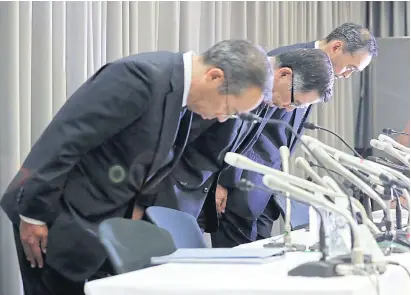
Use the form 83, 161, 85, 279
21, 51, 194, 225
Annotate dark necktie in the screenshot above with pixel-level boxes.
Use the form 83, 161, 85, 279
141, 110, 193, 194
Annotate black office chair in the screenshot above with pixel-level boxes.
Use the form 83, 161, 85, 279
146, 206, 207, 248
98, 218, 176, 274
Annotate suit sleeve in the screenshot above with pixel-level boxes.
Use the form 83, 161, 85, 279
18, 61, 151, 223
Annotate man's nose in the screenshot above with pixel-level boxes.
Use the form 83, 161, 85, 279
284, 106, 295, 112
217, 115, 229, 123
343, 70, 353, 78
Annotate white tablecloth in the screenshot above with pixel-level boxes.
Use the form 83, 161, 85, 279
84, 209, 411, 295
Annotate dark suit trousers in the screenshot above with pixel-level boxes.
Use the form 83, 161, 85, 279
13, 226, 112, 295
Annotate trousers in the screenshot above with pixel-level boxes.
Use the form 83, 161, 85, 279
13, 226, 112, 295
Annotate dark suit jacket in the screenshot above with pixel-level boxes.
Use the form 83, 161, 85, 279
218, 41, 316, 242
151, 105, 269, 231
1, 51, 189, 281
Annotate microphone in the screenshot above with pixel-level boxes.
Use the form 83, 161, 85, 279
303, 122, 363, 159
306, 143, 391, 230
236, 112, 264, 123
231, 112, 358, 248
279, 146, 293, 246
263, 175, 391, 276
333, 152, 409, 189
296, 157, 380, 235
366, 156, 409, 174
236, 178, 321, 253
370, 139, 410, 167
232, 113, 356, 218
322, 176, 381, 235
262, 175, 364, 266
378, 134, 410, 154
295, 157, 328, 187
224, 153, 346, 199
383, 128, 410, 136
304, 136, 410, 187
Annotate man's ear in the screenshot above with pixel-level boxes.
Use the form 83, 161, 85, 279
274, 67, 292, 79
331, 40, 343, 53
205, 68, 225, 83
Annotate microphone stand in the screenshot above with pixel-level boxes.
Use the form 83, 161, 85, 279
236, 179, 326, 256
234, 113, 357, 250
262, 175, 376, 277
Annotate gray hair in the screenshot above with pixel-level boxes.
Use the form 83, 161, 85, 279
325, 23, 378, 57
274, 48, 334, 102
201, 40, 273, 102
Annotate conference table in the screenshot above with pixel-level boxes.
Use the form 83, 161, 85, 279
84, 210, 411, 295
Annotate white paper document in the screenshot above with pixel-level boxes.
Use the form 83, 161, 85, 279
151, 248, 286, 265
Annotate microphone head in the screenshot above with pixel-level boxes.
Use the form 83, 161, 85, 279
224, 152, 240, 167
303, 122, 318, 130
295, 157, 306, 168
370, 139, 387, 150
224, 152, 255, 170
382, 128, 394, 135
279, 146, 290, 158
378, 134, 394, 144
237, 113, 262, 123
236, 179, 255, 191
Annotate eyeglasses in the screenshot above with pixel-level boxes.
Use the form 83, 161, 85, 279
284, 79, 312, 109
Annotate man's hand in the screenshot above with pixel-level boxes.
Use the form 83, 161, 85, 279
20, 220, 48, 268
132, 205, 145, 220
216, 184, 228, 214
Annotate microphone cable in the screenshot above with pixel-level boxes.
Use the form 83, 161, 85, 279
234, 113, 356, 250
303, 122, 363, 159
307, 161, 345, 178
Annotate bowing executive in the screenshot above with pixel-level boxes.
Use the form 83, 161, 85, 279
0, 40, 273, 295
149, 47, 335, 234
212, 23, 379, 247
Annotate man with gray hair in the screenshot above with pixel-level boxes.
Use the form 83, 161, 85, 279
1, 39, 272, 295
211, 22, 378, 247
147, 48, 334, 239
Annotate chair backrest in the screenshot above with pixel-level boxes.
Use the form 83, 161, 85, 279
146, 206, 207, 248
98, 218, 176, 274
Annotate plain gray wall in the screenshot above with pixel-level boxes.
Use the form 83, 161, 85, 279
371, 37, 410, 139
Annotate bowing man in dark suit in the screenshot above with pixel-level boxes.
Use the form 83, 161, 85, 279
150, 48, 335, 234
211, 23, 378, 247
0, 40, 273, 295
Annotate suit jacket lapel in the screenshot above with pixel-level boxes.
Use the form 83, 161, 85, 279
236, 105, 277, 155
146, 61, 184, 180
229, 121, 249, 152
289, 105, 312, 150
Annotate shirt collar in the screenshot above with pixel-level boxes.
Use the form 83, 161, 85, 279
182, 51, 194, 107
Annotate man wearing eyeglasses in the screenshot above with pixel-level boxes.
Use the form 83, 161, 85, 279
210, 23, 378, 247
144, 48, 334, 235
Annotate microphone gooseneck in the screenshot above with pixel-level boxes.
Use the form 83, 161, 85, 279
234, 112, 356, 249
303, 122, 363, 159
366, 156, 409, 174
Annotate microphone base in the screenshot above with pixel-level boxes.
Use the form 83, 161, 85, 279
288, 254, 373, 278
374, 229, 410, 254
288, 260, 342, 277
263, 242, 307, 252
